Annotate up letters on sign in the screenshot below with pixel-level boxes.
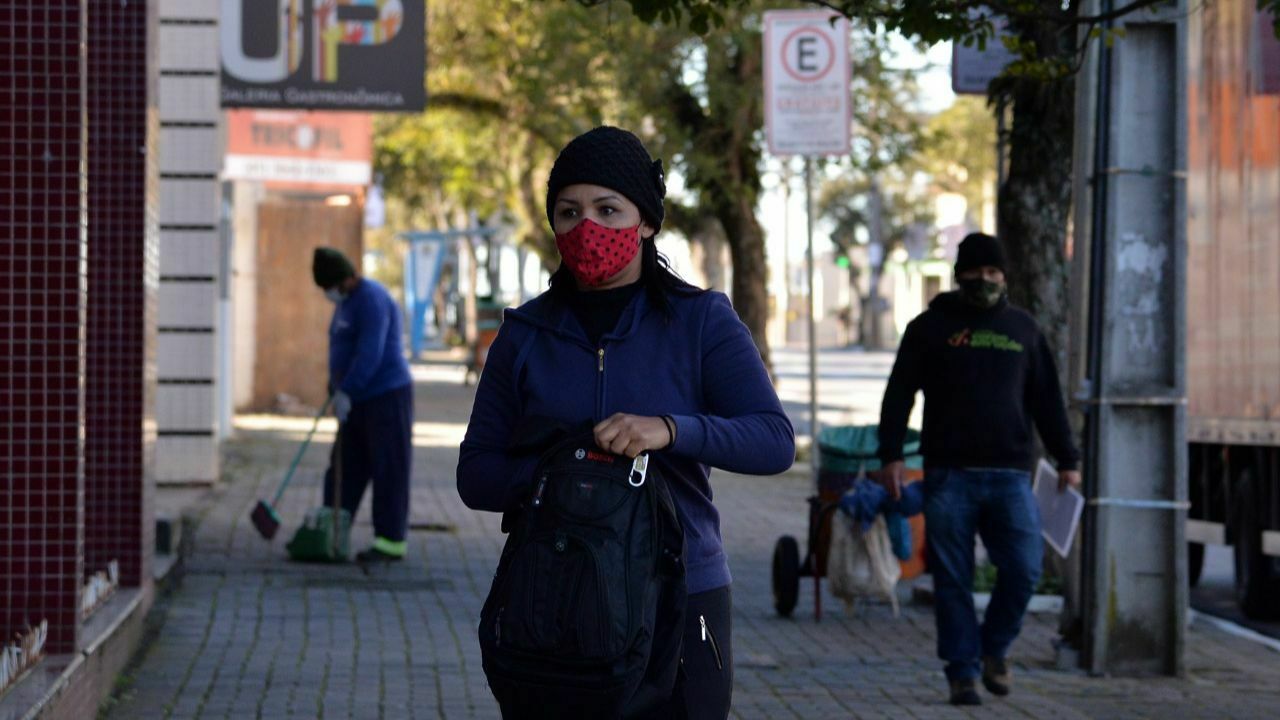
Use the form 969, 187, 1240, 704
220, 0, 426, 112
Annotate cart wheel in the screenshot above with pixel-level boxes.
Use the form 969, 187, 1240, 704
773, 535, 800, 617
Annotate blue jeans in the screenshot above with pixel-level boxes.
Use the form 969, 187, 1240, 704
924, 467, 1042, 681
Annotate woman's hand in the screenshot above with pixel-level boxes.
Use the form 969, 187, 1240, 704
593, 413, 673, 458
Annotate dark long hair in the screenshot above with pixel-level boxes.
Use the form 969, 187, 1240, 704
548, 235, 703, 318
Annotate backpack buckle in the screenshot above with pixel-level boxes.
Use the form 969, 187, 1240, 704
629, 454, 649, 487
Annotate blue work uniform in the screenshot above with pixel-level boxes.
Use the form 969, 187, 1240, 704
323, 278, 414, 553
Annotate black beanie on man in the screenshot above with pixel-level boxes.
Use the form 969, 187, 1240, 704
545, 126, 666, 234
954, 233, 1006, 275
313, 247, 356, 289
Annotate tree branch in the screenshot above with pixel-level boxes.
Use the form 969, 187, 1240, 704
1071, 0, 1169, 24
428, 92, 564, 152
798, 0, 1170, 28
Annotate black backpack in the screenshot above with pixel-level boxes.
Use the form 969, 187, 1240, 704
479, 427, 686, 719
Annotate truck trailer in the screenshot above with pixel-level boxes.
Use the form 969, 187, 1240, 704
1185, 0, 1280, 619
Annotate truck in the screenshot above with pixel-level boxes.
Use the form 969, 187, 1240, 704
1184, 0, 1280, 619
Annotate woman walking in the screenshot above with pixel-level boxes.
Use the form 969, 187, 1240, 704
457, 126, 794, 718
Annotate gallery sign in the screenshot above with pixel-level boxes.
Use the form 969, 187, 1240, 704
220, 0, 425, 111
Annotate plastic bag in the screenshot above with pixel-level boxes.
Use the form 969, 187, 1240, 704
828, 512, 901, 616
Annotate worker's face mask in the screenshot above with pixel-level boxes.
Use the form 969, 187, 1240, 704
958, 277, 1005, 309
324, 288, 345, 304
555, 218, 642, 288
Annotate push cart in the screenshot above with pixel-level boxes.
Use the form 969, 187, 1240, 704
771, 425, 925, 620
465, 297, 504, 385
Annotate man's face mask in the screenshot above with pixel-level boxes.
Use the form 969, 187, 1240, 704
324, 288, 345, 304
958, 277, 1005, 308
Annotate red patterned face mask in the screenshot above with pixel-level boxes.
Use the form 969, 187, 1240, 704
554, 219, 642, 287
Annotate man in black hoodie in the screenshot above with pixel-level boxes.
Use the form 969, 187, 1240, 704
877, 233, 1080, 706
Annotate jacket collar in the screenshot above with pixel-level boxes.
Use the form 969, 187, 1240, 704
504, 288, 653, 348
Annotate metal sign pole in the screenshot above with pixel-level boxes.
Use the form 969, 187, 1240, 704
805, 156, 820, 474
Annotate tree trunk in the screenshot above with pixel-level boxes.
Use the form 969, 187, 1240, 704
997, 19, 1076, 373
660, 26, 771, 370
697, 228, 728, 291
715, 197, 771, 370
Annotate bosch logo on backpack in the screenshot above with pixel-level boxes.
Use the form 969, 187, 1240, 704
574, 448, 586, 460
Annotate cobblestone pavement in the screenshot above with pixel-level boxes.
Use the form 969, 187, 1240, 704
105, 350, 1280, 719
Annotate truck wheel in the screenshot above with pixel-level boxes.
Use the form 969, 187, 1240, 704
1188, 542, 1205, 587
1232, 472, 1280, 620
773, 535, 800, 618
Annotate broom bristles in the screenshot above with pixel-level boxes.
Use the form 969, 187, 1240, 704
250, 502, 281, 540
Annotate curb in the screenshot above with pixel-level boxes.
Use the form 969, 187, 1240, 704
910, 577, 1065, 614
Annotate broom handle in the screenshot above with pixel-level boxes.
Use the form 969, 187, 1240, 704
332, 425, 343, 559
270, 396, 334, 506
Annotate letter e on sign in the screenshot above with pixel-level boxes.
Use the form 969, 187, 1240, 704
764, 11, 851, 157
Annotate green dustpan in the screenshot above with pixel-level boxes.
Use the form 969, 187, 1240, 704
286, 426, 350, 563
286, 506, 351, 562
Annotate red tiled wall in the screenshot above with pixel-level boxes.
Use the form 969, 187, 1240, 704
0, 1, 90, 655
84, 0, 158, 589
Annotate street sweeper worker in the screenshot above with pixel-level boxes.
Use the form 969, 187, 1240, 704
313, 246, 415, 563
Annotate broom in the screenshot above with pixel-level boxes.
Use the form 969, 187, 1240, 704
250, 396, 333, 540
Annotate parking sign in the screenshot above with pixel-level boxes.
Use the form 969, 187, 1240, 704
764, 11, 851, 157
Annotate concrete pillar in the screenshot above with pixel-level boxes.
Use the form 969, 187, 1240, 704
1075, 2, 1189, 675
155, 0, 223, 483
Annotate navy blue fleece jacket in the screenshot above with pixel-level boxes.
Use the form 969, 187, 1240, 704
457, 288, 795, 594
328, 278, 412, 403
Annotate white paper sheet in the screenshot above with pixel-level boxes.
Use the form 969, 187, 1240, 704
1033, 458, 1084, 558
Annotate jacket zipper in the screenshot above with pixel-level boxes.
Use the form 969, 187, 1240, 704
700, 615, 724, 670
596, 347, 606, 420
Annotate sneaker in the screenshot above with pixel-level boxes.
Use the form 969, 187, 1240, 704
355, 547, 403, 564
982, 656, 1012, 696
949, 678, 982, 706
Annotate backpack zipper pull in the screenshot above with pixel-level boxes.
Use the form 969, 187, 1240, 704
532, 472, 549, 507
597, 347, 605, 372
700, 614, 708, 642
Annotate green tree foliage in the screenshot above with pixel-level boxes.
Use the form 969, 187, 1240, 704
589, 0, 1189, 365
917, 96, 998, 224
603, 7, 929, 367
815, 27, 931, 347
380, 0, 928, 369
375, 0, 631, 267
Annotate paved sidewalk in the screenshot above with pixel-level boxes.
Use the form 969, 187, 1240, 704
104, 352, 1280, 719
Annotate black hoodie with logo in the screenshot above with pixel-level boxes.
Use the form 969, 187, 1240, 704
877, 291, 1080, 472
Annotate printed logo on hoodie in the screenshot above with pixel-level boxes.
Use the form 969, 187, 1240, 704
947, 328, 1024, 352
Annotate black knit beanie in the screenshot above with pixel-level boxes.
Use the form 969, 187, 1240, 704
954, 233, 1006, 275
312, 247, 356, 289
546, 126, 666, 234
